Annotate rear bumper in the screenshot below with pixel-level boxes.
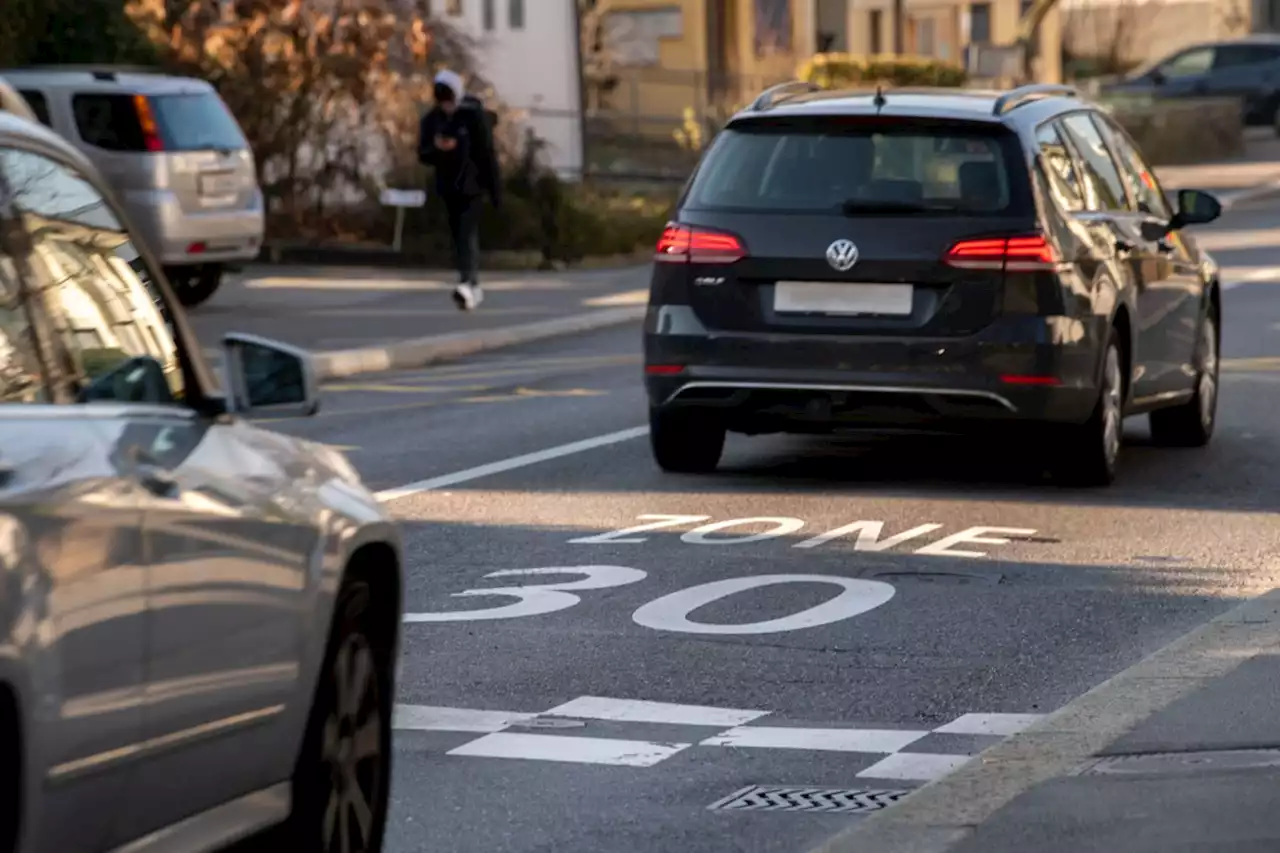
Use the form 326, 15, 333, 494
644, 305, 1106, 431
121, 189, 265, 266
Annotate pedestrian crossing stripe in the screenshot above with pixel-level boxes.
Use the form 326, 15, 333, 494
392, 695, 1044, 780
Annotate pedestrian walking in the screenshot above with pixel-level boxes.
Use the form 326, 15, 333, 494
418, 69, 502, 311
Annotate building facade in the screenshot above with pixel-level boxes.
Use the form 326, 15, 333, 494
435, 0, 585, 177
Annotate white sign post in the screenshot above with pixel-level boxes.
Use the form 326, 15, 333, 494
379, 188, 427, 252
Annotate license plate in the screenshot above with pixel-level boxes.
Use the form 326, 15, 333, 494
199, 173, 238, 196
774, 282, 913, 316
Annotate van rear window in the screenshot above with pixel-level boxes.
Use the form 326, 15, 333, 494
72, 91, 246, 153
685, 121, 1023, 215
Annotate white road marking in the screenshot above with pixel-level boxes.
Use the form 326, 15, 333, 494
393, 704, 535, 733
914, 526, 1040, 559
681, 516, 807, 545
934, 713, 1044, 737
568, 514, 710, 544
702, 726, 928, 754
544, 696, 769, 727
447, 732, 690, 766
403, 565, 646, 623
375, 425, 648, 501
631, 574, 897, 635
856, 752, 974, 781
794, 521, 943, 552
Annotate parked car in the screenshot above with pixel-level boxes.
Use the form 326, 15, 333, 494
1100, 35, 1280, 126
0, 105, 399, 852
644, 82, 1223, 486
0, 65, 265, 307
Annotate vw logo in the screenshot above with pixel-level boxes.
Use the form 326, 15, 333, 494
826, 239, 859, 272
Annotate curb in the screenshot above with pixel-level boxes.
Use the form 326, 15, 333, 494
805, 585, 1280, 853
313, 305, 646, 379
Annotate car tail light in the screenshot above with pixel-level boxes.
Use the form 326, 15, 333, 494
133, 94, 164, 152
655, 223, 745, 264
944, 234, 1059, 271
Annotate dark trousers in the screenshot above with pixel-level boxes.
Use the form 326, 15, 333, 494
444, 193, 481, 286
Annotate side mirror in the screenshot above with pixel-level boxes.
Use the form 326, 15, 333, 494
222, 332, 320, 418
1140, 188, 1222, 240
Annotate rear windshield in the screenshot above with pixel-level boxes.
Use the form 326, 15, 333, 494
685, 120, 1023, 215
72, 91, 246, 153
148, 92, 246, 151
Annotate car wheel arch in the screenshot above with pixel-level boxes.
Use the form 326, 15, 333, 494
1109, 304, 1134, 404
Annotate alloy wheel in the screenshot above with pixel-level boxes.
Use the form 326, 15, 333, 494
320, 634, 383, 853
1101, 345, 1123, 467
1199, 320, 1218, 430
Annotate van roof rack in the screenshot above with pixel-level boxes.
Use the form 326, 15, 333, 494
992, 84, 1078, 116
10, 64, 165, 81
750, 81, 822, 111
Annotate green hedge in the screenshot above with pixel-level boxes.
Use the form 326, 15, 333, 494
798, 53, 969, 88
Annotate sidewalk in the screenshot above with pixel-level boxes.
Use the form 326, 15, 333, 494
188, 264, 649, 379
1157, 129, 1280, 205
811, 588, 1280, 853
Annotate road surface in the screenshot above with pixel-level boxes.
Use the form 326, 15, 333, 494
245, 198, 1280, 853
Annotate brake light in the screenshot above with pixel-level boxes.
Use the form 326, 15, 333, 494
655, 223, 745, 264
132, 94, 164, 152
944, 234, 1058, 271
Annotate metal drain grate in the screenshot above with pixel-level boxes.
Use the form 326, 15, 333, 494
707, 785, 910, 814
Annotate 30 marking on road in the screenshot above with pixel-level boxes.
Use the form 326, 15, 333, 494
570, 515, 1039, 558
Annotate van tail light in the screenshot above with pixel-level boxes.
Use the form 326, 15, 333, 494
132, 95, 164, 152
655, 223, 746, 264
944, 234, 1059, 272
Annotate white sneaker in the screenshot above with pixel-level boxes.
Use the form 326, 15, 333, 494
470, 285, 485, 308
452, 284, 476, 311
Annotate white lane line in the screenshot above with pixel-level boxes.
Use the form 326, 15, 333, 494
374, 425, 649, 501
701, 726, 929, 754
446, 732, 690, 766
392, 704, 535, 733
544, 696, 769, 727
934, 712, 1044, 737
856, 752, 974, 782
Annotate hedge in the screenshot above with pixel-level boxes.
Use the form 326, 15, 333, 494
798, 53, 968, 88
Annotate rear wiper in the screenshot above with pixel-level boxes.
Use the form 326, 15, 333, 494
839, 199, 960, 215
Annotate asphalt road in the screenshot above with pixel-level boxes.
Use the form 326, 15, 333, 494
253, 200, 1280, 853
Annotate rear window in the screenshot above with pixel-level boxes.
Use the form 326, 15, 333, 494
685, 121, 1022, 215
148, 92, 246, 151
72, 91, 245, 153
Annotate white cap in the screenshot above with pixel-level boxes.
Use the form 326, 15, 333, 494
433, 69, 465, 101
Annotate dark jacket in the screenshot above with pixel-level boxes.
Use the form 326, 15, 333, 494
418, 102, 501, 206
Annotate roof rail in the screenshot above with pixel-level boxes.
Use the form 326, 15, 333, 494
0, 79, 37, 123
751, 80, 822, 111
992, 84, 1079, 116
9, 64, 164, 79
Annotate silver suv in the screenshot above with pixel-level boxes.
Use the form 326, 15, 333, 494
1, 66, 265, 307
0, 105, 399, 851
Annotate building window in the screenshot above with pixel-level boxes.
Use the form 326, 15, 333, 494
869, 9, 882, 54
753, 0, 793, 56
446, 0, 461, 16
509, 0, 524, 29
482, 0, 494, 29
969, 2, 991, 44
815, 0, 848, 52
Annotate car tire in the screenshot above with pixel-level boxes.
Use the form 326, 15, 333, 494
282, 574, 391, 853
1149, 303, 1219, 447
1053, 336, 1124, 487
166, 263, 224, 308
650, 407, 726, 474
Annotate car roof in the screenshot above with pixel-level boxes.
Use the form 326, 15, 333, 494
729, 85, 1088, 129
0, 67, 215, 96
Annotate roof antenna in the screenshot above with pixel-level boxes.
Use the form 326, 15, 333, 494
872, 84, 886, 112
